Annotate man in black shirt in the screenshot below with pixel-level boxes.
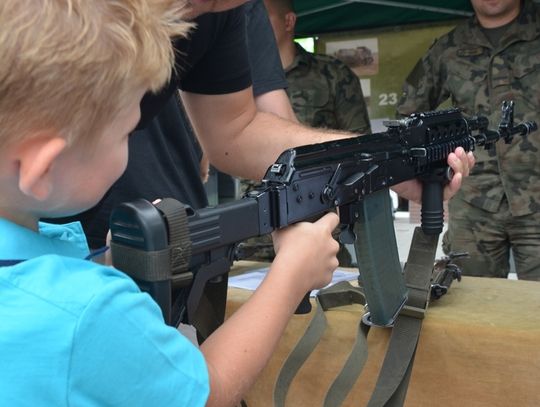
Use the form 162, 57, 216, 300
198, 0, 296, 186
66, 1, 474, 250
176, 3, 473, 213
68, 1, 298, 248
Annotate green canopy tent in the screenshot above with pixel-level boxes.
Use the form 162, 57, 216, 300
295, 0, 540, 35
294, 0, 475, 36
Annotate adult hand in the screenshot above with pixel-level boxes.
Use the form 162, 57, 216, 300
391, 147, 475, 204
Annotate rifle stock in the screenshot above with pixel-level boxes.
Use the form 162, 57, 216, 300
110, 102, 536, 329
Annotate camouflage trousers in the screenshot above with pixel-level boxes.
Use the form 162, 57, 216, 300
238, 179, 355, 266
442, 196, 540, 281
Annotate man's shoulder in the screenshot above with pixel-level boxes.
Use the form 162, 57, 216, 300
424, 20, 475, 56
311, 52, 350, 69
523, 0, 540, 25
306, 52, 358, 81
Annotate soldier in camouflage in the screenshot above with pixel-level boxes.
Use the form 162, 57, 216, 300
283, 42, 371, 133
397, 0, 540, 280
264, 0, 371, 134
238, 0, 371, 265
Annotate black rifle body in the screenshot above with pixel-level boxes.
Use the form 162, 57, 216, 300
110, 106, 535, 327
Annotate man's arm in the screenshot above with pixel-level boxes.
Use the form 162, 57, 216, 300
255, 88, 299, 123
181, 87, 348, 181
245, 0, 299, 122
195, 90, 298, 185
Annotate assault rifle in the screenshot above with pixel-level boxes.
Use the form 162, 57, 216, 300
110, 101, 536, 331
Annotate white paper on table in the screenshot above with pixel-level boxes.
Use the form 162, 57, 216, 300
228, 268, 357, 297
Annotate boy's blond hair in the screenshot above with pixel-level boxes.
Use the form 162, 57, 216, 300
0, 0, 191, 148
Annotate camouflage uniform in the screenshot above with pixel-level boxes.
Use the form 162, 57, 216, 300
286, 43, 371, 134
240, 43, 371, 264
397, 0, 540, 280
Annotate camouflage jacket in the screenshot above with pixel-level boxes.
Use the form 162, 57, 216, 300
285, 43, 371, 134
397, 0, 540, 216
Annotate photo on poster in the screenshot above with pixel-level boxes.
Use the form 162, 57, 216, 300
325, 38, 379, 76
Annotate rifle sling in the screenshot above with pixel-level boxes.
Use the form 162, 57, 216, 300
323, 307, 371, 407
365, 316, 420, 407
366, 227, 438, 407
273, 227, 438, 407
273, 281, 367, 407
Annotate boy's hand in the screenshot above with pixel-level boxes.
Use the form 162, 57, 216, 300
391, 147, 475, 203
271, 212, 340, 292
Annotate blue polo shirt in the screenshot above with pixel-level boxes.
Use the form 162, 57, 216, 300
0, 219, 209, 406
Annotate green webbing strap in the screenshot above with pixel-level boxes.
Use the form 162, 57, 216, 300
273, 281, 366, 407
273, 301, 326, 407
273, 227, 438, 407
154, 198, 192, 274
400, 230, 439, 317
323, 319, 370, 407
109, 243, 171, 281
366, 227, 439, 407
110, 198, 191, 282
317, 281, 366, 310
365, 316, 421, 407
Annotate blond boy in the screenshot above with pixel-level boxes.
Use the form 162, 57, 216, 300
0, 1, 340, 406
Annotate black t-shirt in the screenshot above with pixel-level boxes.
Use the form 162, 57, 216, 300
244, 0, 287, 97
52, 4, 286, 249
138, 8, 252, 127
58, 8, 252, 248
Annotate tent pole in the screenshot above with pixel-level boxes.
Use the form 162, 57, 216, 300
348, 0, 473, 17
296, 2, 354, 18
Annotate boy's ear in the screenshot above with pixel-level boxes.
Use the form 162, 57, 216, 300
16, 134, 67, 201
